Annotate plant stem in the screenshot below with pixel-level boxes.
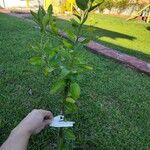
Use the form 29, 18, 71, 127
75, 10, 89, 45
75, 24, 82, 44
58, 79, 70, 149
58, 128, 64, 150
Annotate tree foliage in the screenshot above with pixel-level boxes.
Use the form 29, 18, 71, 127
30, 0, 103, 148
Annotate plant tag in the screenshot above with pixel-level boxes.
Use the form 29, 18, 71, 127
50, 115, 75, 128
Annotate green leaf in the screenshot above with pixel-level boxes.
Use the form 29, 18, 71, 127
30, 10, 38, 20
76, 0, 89, 10
65, 103, 78, 114
64, 129, 76, 141
63, 40, 73, 49
69, 50, 74, 53
70, 19, 79, 28
47, 4, 53, 15
47, 47, 59, 59
66, 97, 75, 103
48, 50, 56, 58
30, 10, 39, 24
51, 26, 58, 34
37, 7, 45, 31
50, 80, 65, 94
82, 14, 88, 24
71, 70, 78, 74
80, 38, 91, 44
38, 6, 44, 21
42, 14, 50, 28
40, 6, 46, 16
51, 22, 58, 34
70, 82, 80, 100
30, 10, 37, 18
60, 68, 70, 79
29, 56, 44, 65
43, 67, 55, 76
88, 1, 104, 12
66, 31, 76, 41
83, 65, 93, 70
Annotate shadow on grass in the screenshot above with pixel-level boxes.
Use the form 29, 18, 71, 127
57, 18, 136, 41
146, 26, 150, 31
56, 18, 150, 62
85, 26, 136, 41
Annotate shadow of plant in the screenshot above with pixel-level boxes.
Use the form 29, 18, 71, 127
56, 18, 136, 41
146, 26, 150, 31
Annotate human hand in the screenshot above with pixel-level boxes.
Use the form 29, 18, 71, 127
0, 110, 53, 150
13, 109, 53, 136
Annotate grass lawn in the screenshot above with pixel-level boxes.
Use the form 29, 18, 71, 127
56, 14, 150, 62
0, 13, 150, 149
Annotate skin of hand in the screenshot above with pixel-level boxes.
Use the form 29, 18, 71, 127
0, 109, 53, 150
14, 109, 53, 135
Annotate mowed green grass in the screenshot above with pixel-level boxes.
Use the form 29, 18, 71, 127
56, 14, 150, 61
0, 13, 150, 149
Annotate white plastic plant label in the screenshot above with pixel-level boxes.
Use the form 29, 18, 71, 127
50, 115, 75, 128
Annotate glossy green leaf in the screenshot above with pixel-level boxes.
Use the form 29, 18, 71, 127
82, 14, 88, 24
50, 80, 65, 94
83, 65, 93, 70
71, 70, 78, 74
48, 50, 56, 58
47, 4, 53, 15
67, 31, 76, 41
81, 38, 91, 44
63, 40, 73, 49
70, 19, 79, 28
70, 82, 80, 100
51, 22, 58, 34
76, 0, 89, 10
37, 7, 44, 31
30, 10, 37, 19
66, 97, 75, 103
60, 68, 70, 79
38, 7, 44, 22
65, 103, 78, 114
43, 67, 55, 76
42, 14, 50, 28
29, 56, 44, 65
40, 6, 46, 16
30, 10, 38, 22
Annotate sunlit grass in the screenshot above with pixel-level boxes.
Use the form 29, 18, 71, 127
87, 14, 150, 54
